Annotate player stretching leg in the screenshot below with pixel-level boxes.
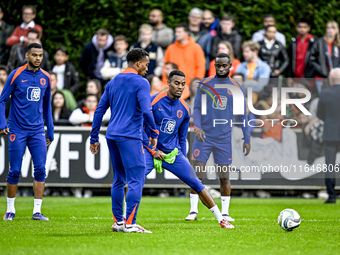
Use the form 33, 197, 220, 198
0, 43, 54, 221
144, 70, 234, 229
90, 49, 158, 233
186, 53, 251, 222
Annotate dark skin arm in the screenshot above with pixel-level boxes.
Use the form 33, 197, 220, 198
243, 143, 251, 156
196, 129, 206, 142
153, 150, 164, 160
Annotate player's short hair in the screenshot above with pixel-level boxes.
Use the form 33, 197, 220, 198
0, 65, 8, 74
96, 28, 109, 37
231, 72, 245, 80
139, 24, 153, 34
22, 5, 36, 14
263, 14, 275, 20
264, 25, 277, 31
242, 41, 260, 52
168, 70, 185, 81
216, 53, 231, 61
126, 48, 149, 64
221, 13, 234, 22
27, 29, 40, 38
114, 35, 128, 43
165, 62, 178, 70
27, 43, 43, 52
297, 18, 310, 25
189, 7, 203, 17
55, 46, 68, 55
175, 23, 189, 33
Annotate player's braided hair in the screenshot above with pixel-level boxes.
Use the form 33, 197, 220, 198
127, 48, 149, 64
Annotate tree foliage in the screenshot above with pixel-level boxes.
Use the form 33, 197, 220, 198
3, 0, 340, 91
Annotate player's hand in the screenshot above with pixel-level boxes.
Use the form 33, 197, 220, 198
0, 128, 9, 135
304, 124, 311, 136
243, 143, 251, 156
46, 138, 52, 147
90, 142, 99, 154
196, 129, 206, 142
153, 150, 164, 160
149, 137, 158, 151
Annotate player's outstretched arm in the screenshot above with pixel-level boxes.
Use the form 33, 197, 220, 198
90, 87, 110, 145
137, 80, 159, 144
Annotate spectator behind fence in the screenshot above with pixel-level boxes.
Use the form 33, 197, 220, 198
147, 74, 164, 95
163, 23, 205, 100
287, 18, 315, 80
0, 65, 10, 118
310, 21, 340, 92
7, 29, 50, 72
188, 8, 212, 72
286, 79, 311, 126
252, 14, 286, 46
51, 91, 72, 126
52, 46, 80, 95
0, 7, 14, 64
317, 68, 340, 204
50, 72, 77, 111
6, 5, 42, 47
209, 41, 240, 77
80, 28, 114, 84
148, 9, 174, 51
211, 13, 242, 60
201, 9, 219, 37
100, 35, 128, 81
258, 25, 289, 78
69, 94, 110, 127
77, 79, 102, 108
231, 72, 244, 87
131, 24, 163, 77
236, 41, 270, 95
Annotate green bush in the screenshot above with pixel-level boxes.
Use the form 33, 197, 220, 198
3, 0, 340, 93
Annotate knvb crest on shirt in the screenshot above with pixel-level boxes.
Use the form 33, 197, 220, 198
212, 95, 228, 110
160, 118, 176, 134
27, 87, 41, 101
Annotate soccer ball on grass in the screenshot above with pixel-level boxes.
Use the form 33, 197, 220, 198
277, 209, 301, 231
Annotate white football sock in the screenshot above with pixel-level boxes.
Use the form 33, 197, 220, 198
221, 196, 231, 215
209, 205, 223, 223
123, 200, 127, 219
33, 199, 42, 214
7, 197, 15, 213
189, 194, 199, 213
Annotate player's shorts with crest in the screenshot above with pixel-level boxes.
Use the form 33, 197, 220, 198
192, 136, 232, 165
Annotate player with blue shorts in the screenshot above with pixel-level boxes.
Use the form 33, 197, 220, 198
90, 49, 158, 233
186, 53, 251, 222
0, 43, 54, 221
143, 70, 235, 229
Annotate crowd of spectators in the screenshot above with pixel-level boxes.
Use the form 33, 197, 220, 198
0, 5, 339, 137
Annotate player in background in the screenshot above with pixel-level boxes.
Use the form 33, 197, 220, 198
144, 70, 235, 229
186, 53, 251, 221
90, 49, 158, 234
0, 43, 54, 221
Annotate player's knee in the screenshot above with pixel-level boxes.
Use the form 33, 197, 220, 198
7, 170, 21, 184
33, 167, 46, 182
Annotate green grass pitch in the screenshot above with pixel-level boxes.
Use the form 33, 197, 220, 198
0, 197, 339, 255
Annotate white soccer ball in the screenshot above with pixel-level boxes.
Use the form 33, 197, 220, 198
277, 209, 301, 231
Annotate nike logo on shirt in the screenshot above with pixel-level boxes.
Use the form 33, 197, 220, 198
22, 80, 28, 82
158, 108, 164, 111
